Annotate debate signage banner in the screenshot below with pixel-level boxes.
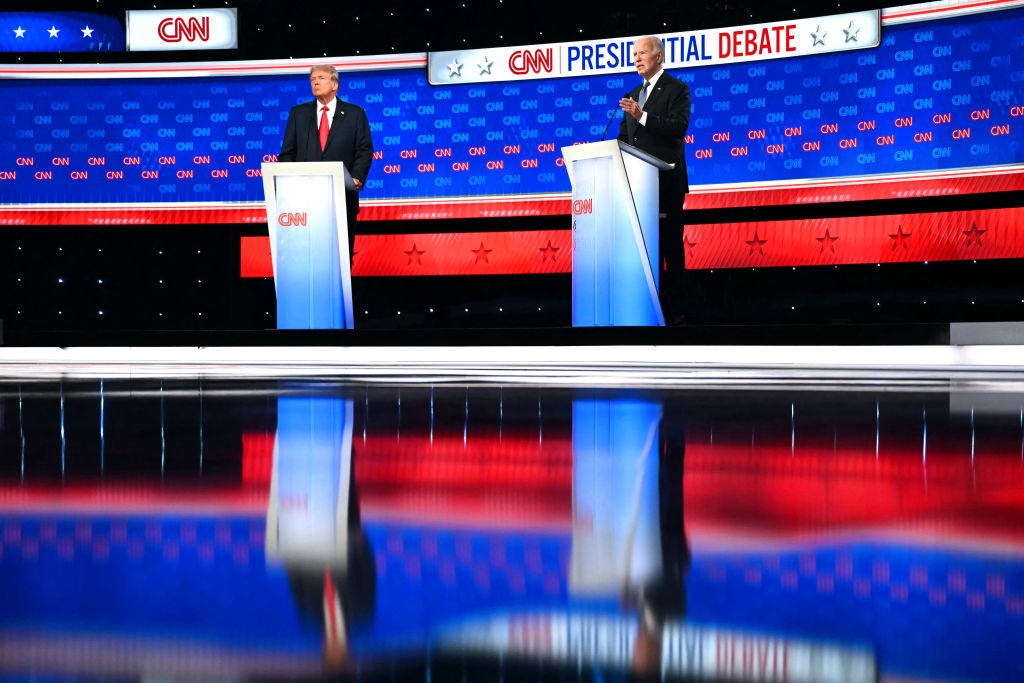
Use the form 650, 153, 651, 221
428, 11, 880, 85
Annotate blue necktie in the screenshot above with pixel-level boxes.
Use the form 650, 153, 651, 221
638, 80, 650, 110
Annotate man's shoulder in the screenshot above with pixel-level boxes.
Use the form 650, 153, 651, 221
658, 71, 687, 90
336, 98, 366, 114
288, 100, 315, 114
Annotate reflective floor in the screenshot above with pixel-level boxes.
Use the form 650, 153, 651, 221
1, 379, 1023, 681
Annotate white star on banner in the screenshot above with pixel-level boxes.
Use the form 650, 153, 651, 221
477, 56, 494, 75
81, 25, 94, 38
446, 57, 463, 77
843, 21, 860, 43
810, 25, 826, 46
13, 26, 26, 38
47, 25, 60, 38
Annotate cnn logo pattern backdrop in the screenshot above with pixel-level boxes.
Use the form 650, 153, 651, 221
0, 10, 1021, 211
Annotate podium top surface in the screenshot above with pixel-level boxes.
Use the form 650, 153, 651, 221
261, 161, 355, 190
560, 139, 674, 171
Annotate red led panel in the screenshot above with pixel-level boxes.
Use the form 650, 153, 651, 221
353, 230, 571, 276
684, 207, 1024, 269
239, 236, 273, 278
240, 230, 572, 277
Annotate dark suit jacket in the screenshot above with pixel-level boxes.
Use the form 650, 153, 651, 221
278, 97, 374, 212
617, 71, 691, 200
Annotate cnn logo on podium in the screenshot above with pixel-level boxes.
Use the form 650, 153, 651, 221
572, 199, 593, 215
278, 212, 307, 227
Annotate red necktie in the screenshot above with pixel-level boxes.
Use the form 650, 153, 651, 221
319, 105, 329, 152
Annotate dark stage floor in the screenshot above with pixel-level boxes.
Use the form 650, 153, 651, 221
1, 378, 1023, 681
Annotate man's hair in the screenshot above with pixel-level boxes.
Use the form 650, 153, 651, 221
644, 36, 665, 57
310, 64, 339, 85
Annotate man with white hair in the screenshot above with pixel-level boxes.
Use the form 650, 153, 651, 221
618, 36, 691, 323
279, 64, 374, 261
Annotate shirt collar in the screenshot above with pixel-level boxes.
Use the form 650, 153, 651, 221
645, 69, 665, 88
317, 97, 337, 118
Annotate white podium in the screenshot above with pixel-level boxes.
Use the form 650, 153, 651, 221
561, 140, 673, 327
260, 161, 355, 330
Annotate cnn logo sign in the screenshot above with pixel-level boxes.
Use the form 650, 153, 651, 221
572, 199, 593, 215
158, 16, 209, 42
508, 48, 554, 75
278, 212, 307, 226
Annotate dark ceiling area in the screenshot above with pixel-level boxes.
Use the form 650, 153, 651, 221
12, 0, 882, 62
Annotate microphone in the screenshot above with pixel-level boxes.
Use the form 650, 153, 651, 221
601, 92, 634, 141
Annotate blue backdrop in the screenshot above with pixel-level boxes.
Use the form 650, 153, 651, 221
0, 9, 1020, 209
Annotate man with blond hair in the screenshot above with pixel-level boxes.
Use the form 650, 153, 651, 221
279, 64, 374, 260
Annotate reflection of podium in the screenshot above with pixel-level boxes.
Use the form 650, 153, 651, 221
265, 395, 355, 568
570, 397, 663, 595
561, 140, 673, 327
261, 162, 355, 329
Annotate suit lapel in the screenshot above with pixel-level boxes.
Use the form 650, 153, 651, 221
305, 100, 319, 155
642, 76, 669, 110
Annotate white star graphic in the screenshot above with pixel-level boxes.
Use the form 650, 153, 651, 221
446, 57, 463, 77
810, 25, 826, 47
477, 56, 493, 75
47, 25, 60, 38
13, 26, 25, 38
81, 25, 94, 38
843, 21, 860, 43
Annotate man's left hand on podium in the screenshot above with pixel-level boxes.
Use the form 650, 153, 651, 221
352, 178, 364, 190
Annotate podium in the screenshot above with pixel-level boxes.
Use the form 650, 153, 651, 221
260, 161, 355, 329
561, 140, 673, 327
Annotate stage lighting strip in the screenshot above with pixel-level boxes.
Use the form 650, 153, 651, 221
3, 166, 1022, 226
3, 345, 1024, 383
881, 0, 1024, 24
0, 194, 573, 226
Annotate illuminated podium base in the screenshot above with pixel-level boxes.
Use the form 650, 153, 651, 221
562, 140, 672, 327
261, 162, 355, 330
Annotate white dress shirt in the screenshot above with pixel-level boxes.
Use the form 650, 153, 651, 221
316, 97, 337, 131
638, 68, 665, 127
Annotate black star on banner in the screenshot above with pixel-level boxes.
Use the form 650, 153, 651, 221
538, 240, 560, 262
404, 243, 425, 265
745, 231, 767, 256
472, 242, 492, 264
888, 225, 911, 250
963, 222, 987, 247
683, 236, 698, 252
816, 228, 839, 253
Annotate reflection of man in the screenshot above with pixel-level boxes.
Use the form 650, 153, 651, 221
279, 65, 374, 261
569, 394, 689, 675
266, 396, 376, 673
618, 36, 691, 323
